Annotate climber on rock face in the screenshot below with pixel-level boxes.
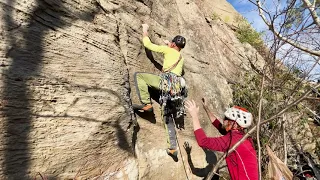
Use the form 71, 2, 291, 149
133, 23, 186, 158
133, 24, 186, 112
185, 99, 259, 180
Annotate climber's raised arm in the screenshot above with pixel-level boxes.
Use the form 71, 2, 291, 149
142, 24, 149, 37
141, 24, 169, 54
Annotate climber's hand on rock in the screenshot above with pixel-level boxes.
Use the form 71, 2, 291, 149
142, 24, 149, 33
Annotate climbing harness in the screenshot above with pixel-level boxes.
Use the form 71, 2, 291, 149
159, 72, 187, 145
159, 72, 185, 150
159, 54, 186, 116
159, 72, 187, 119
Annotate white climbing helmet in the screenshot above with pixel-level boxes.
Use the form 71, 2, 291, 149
224, 106, 252, 128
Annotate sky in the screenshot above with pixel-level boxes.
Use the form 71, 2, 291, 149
227, 0, 267, 32
227, 0, 320, 81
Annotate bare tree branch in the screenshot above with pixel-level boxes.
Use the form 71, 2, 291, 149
282, 114, 288, 165
302, 0, 320, 28
257, 74, 265, 180
301, 102, 320, 120
249, 0, 320, 57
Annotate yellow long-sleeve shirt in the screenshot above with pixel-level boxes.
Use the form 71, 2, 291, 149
143, 37, 184, 76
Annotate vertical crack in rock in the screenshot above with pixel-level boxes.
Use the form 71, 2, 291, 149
115, 19, 138, 157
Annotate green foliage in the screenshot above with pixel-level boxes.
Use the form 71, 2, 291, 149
231, 65, 320, 176
231, 70, 313, 174
232, 68, 309, 125
299, 117, 308, 126
284, 8, 303, 30
224, 16, 230, 23
232, 73, 272, 120
236, 24, 264, 49
211, 12, 219, 21
291, 66, 303, 77
283, 0, 320, 30
260, 136, 268, 146
235, 16, 264, 51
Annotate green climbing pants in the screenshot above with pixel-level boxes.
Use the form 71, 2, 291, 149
134, 72, 177, 150
134, 72, 161, 104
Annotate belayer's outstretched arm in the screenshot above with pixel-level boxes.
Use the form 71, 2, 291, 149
201, 98, 218, 123
202, 98, 227, 135
185, 100, 230, 152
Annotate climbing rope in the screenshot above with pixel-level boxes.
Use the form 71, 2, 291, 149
171, 114, 192, 180
160, 105, 191, 180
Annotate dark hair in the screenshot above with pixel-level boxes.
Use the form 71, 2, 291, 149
172, 35, 186, 49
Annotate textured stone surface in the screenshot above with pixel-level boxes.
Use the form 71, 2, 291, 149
0, 0, 265, 179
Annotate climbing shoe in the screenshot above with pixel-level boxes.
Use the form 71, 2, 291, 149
167, 148, 178, 157
132, 104, 153, 112
167, 148, 178, 162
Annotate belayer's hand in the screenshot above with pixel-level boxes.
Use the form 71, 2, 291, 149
142, 24, 149, 33
185, 100, 199, 119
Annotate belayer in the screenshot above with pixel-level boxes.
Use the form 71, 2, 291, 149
185, 99, 259, 180
133, 23, 187, 158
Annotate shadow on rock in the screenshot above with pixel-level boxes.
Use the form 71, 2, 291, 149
134, 110, 157, 124
184, 142, 220, 180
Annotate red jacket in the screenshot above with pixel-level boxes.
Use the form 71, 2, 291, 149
194, 119, 258, 180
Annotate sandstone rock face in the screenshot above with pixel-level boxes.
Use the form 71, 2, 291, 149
0, 0, 264, 179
